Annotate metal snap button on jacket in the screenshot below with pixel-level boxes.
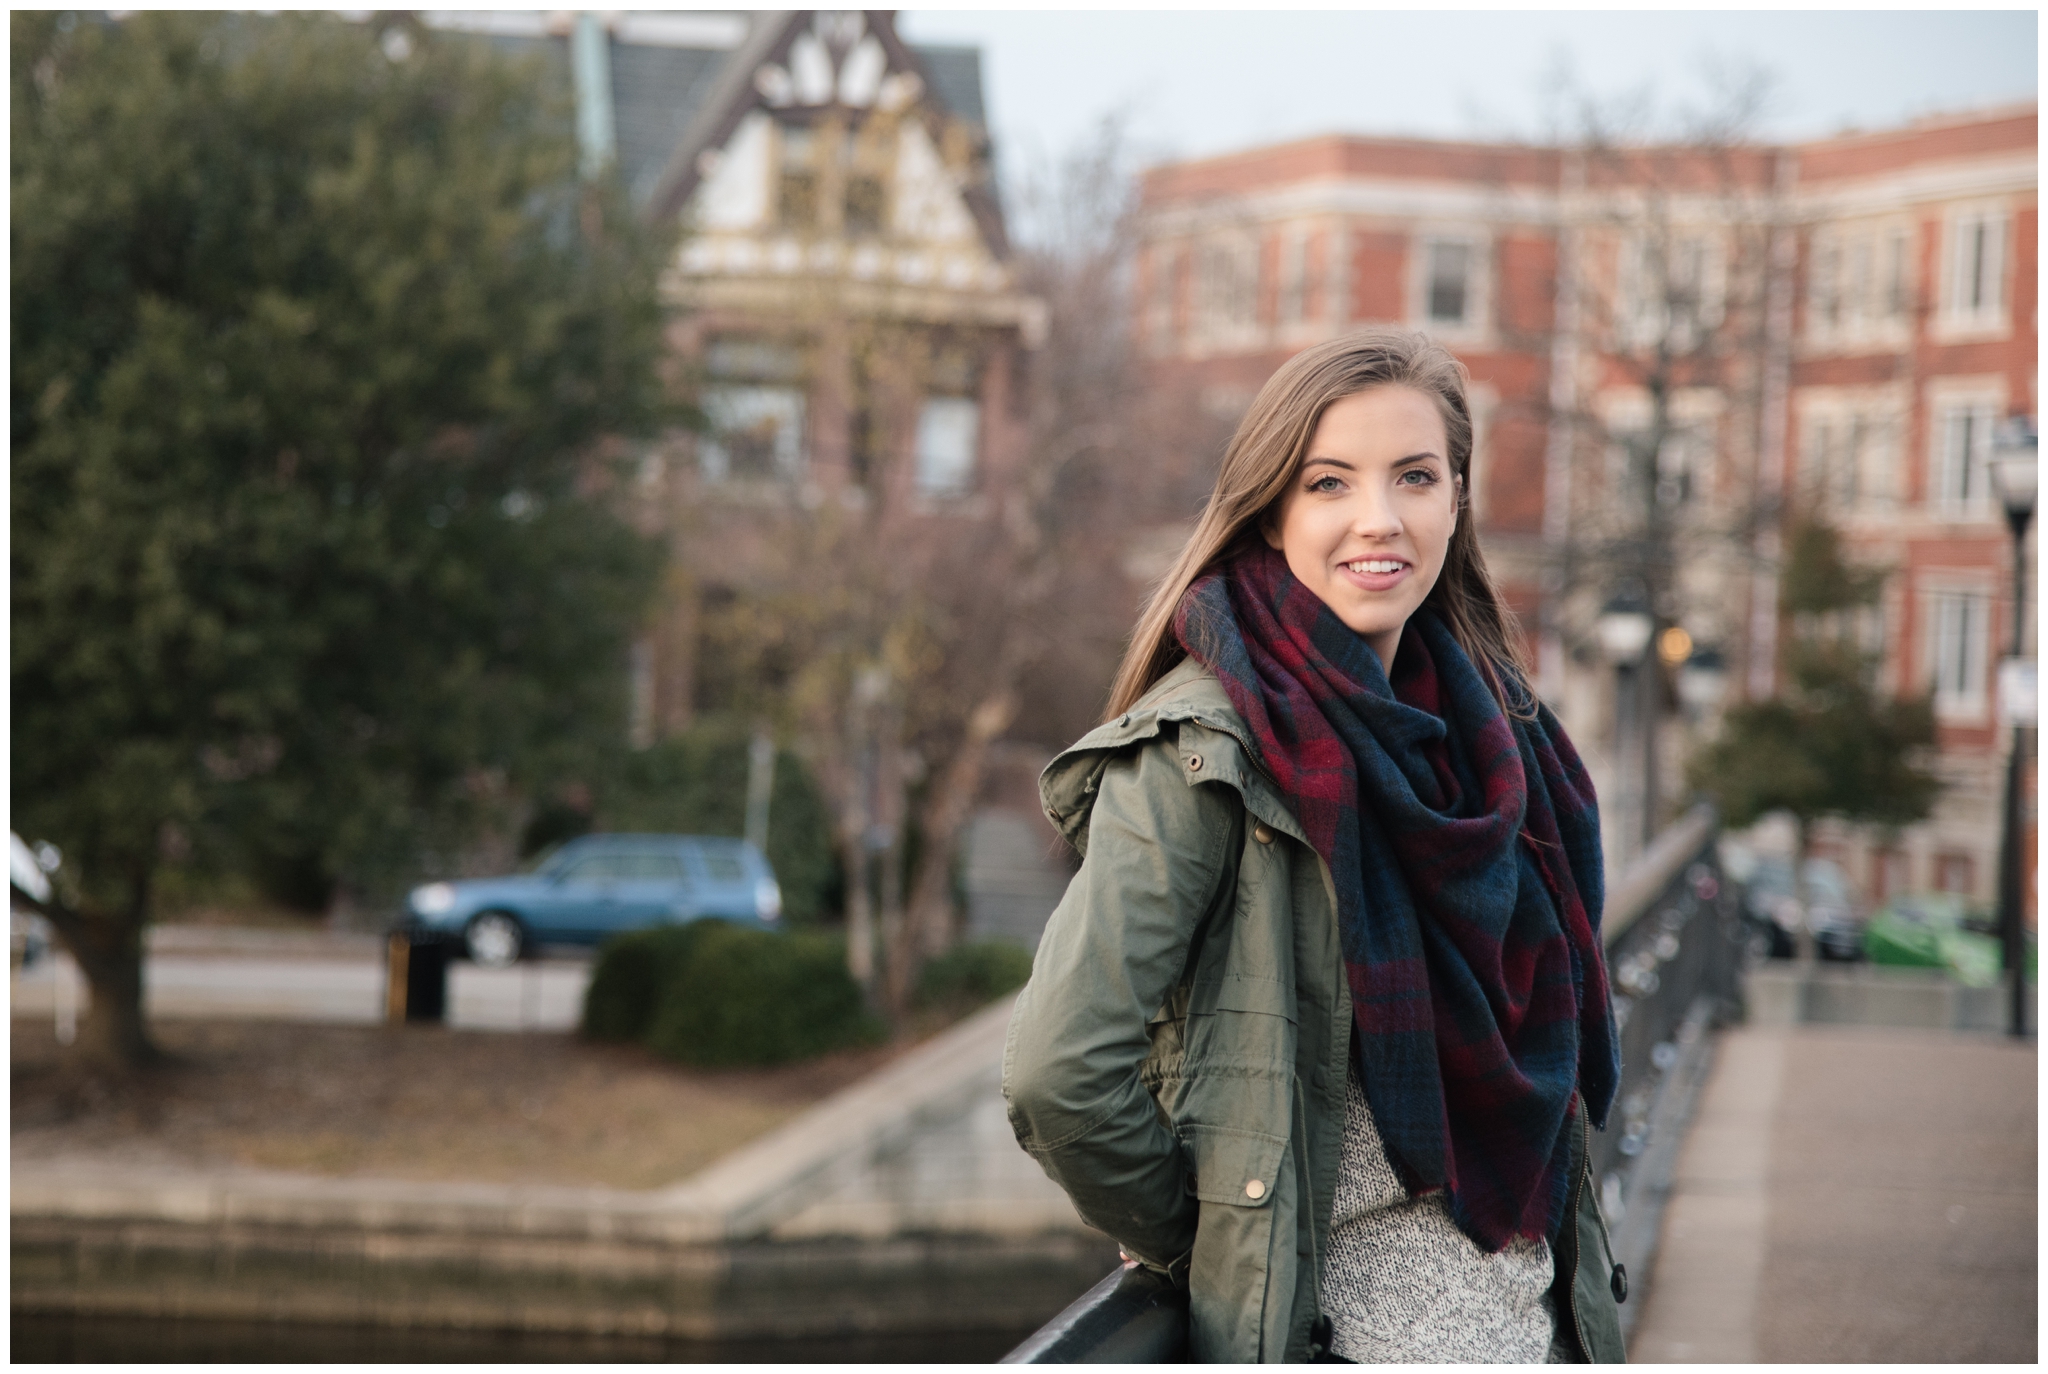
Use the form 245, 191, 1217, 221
1186, 754, 1203, 771
1253, 822, 1275, 844
1611, 1263, 1628, 1302
1244, 1179, 1265, 1200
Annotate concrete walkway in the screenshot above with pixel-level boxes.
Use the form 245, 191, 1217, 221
1629, 1024, 2036, 1363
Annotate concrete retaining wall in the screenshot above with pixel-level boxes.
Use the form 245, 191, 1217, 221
12, 994, 1116, 1344
1746, 964, 2036, 1032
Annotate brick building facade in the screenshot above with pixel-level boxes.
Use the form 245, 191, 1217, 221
1133, 107, 2036, 910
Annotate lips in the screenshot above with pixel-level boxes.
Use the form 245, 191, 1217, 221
1339, 556, 1411, 592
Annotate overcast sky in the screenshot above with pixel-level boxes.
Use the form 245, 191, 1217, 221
897, 10, 2037, 181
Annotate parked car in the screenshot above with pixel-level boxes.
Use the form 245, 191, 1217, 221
1862, 891, 2030, 987
400, 833, 783, 967
1740, 856, 1867, 961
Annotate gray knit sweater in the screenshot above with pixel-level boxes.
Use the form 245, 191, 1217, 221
1320, 1062, 1570, 1363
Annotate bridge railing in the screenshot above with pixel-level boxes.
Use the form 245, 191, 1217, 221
1001, 804, 1741, 1363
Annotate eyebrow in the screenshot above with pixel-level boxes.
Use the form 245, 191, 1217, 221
1300, 451, 1443, 472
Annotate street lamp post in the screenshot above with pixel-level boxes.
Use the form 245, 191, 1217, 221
1988, 417, 2036, 1040
1597, 594, 1656, 868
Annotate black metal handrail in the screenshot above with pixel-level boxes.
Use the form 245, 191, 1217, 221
1000, 1261, 1189, 1364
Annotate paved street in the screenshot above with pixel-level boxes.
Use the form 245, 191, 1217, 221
10, 935, 590, 1033
1630, 1023, 2037, 1363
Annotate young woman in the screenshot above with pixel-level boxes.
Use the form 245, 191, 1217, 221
1003, 330, 1626, 1363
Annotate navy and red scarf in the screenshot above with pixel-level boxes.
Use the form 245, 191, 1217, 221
1175, 543, 1619, 1252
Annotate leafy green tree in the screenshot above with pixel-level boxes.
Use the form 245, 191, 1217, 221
1690, 517, 1940, 946
12, 12, 672, 1067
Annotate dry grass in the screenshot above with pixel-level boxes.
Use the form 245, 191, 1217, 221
11, 1016, 910, 1191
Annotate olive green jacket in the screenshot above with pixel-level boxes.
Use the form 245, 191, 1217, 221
1003, 658, 1626, 1363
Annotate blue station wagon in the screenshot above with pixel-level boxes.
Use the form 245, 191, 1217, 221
402, 833, 783, 967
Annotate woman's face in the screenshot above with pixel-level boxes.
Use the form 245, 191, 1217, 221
1262, 384, 1459, 670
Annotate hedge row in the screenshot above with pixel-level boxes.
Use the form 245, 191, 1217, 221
581, 920, 881, 1067
583, 923, 1036, 1068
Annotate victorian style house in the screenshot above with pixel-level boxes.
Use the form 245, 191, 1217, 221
431, 9, 1040, 740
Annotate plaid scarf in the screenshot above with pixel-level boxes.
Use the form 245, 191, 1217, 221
1175, 544, 1618, 1252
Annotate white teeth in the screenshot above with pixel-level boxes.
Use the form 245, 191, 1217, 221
1347, 559, 1404, 574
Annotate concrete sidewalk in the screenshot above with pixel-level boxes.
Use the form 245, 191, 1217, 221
1629, 1024, 2036, 1363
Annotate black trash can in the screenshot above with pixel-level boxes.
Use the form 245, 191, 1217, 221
386, 931, 449, 1024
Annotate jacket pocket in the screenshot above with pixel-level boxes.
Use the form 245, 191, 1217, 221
1177, 1122, 1289, 1206
1180, 1122, 1290, 1361
1188, 973, 1296, 1022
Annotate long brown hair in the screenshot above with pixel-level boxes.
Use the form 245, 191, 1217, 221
1104, 328, 1533, 721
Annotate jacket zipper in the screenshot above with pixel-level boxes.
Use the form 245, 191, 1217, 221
1566, 1106, 1593, 1362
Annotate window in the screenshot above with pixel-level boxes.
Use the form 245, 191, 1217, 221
915, 396, 979, 496
693, 846, 748, 883
1621, 230, 1719, 350
1928, 590, 1989, 717
777, 123, 819, 230
701, 385, 807, 482
1193, 238, 1258, 335
1423, 237, 1472, 327
1809, 223, 1913, 343
841, 121, 890, 236
1933, 401, 1997, 511
564, 854, 685, 883
1883, 229, 1912, 319
1278, 231, 1311, 325
1936, 853, 1977, 896
1145, 243, 1181, 352
1809, 236, 1841, 332
1604, 423, 1706, 512
1801, 415, 1873, 510
1945, 209, 2006, 325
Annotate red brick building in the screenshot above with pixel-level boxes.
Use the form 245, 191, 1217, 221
1133, 106, 2036, 909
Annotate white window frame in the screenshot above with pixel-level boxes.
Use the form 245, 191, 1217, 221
1929, 394, 2000, 517
1807, 219, 1915, 353
1796, 388, 1904, 515
1925, 584, 1992, 721
1882, 226, 1913, 321
699, 384, 808, 483
913, 395, 980, 497
1412, 229, 1488, 340
1189, 231, 1261, 348
1940, 204, 2008, 335
1807, 229, 1842, 341
1618, 227, 1724, 353
1277, 228, 1312, 328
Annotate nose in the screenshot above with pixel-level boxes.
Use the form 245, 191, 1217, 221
1349, 485, 1402, 541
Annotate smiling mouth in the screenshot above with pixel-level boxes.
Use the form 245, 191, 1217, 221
1343, 558, 1409, 575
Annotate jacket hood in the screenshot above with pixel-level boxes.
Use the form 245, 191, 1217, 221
1039, 656, 1307, 856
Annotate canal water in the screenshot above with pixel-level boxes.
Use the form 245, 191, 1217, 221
14, 1314, 1039, 1363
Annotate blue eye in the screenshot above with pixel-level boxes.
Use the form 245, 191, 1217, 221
1307, 474, 1343, 493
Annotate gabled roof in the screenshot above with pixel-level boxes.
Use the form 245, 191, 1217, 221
457, 11, 1002, 254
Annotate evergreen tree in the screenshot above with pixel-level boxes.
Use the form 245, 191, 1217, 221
12, 12, 671, 1066
1690, 517, 1941, 944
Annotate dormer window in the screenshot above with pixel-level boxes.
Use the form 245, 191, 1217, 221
777, 123, 819, 231
774, 117, 891, 238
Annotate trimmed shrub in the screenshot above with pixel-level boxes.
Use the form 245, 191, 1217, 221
580, 921, 723, 1043
644, 923, 880, 1068
914, 940, 1035, 1014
